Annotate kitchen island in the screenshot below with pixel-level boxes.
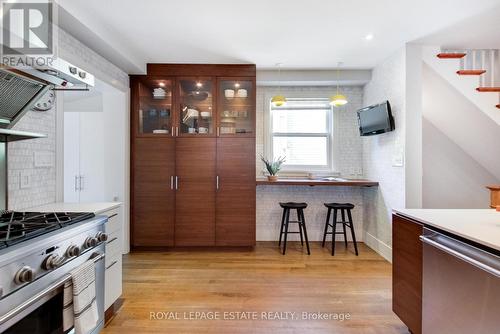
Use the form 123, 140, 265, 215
392, 209, 500, 334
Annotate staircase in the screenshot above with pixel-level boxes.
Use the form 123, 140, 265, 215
423, 47, 500, 125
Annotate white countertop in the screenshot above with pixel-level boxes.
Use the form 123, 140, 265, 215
28, 202, 122, 215
394, 209, 500, 251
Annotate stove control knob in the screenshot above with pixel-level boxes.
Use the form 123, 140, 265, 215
95, 232, 108, 243
66, 245, 81, 258
43, 254, 65, 270
15, 266, 35, 284
84, 236, 98, 248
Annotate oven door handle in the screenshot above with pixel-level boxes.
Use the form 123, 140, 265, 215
420, 234, 500, 278
0, 253, 105, 327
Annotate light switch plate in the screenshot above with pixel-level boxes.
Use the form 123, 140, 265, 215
20, 170, 31, 189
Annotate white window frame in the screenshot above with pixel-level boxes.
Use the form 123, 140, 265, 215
265, 97, 334, 173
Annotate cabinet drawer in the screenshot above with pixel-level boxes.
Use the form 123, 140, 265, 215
105, 231, 122, 261
103, 208, 121, 234
104, 256, 122, 310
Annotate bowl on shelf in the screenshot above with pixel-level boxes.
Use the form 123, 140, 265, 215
224, 89, 235, 99
236, 89, 247, 98
153, 129, 169, 134
200, 111, 211, 118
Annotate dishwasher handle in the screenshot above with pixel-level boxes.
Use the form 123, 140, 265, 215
420, 233, 500, 278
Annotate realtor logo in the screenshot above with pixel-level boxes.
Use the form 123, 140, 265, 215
2, 1, 53, 55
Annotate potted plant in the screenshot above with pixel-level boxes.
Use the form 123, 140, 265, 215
261, 155, 285, 182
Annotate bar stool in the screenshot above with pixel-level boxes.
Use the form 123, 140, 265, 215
322, 203, 359, 256
278, 202, 310, 255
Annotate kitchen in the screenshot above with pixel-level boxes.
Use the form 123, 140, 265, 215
1, 1, 500, 334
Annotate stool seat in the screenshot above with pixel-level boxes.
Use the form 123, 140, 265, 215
278, 202, 310, 255
280, 202, 308, 209
324, 203, 355, 209
322, 203, 358, 256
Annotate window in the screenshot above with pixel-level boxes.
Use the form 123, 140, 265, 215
269, 98, 332, 171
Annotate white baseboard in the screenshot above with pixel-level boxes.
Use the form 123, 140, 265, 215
363, 231, 392, 262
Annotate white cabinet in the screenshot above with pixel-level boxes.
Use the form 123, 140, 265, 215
101, 206, 123, 310
64, 111, 106, 202
62, 80, 127, 205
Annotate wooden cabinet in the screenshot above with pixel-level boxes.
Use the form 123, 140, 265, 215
175, 138, 216, 246
131, 65, 256, 248
216, 138, 256, 246
392, 214, 423, 334
132, 137, 175, 246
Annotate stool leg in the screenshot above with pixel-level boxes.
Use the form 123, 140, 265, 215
297, 209, 304, 246
347, 209, 359, 256
322, 208, 331, 247
332, 209, 338, 256
341, 209, 348, 248
299, 209, 310, 255
278, 208, 286, 246
282, 208, 290, 255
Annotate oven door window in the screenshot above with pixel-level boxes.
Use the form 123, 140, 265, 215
4, 290, 71, 334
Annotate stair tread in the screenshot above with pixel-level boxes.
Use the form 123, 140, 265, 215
457, 70, 486, 75
476, 87, 500, 92
437, 53, 466, 59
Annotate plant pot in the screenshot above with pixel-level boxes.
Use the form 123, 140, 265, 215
267, 175, 278, 182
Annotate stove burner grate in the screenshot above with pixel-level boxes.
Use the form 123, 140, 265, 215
0, 211, 95, 248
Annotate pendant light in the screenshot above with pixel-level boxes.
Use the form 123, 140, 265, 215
330, 62, 348, 107
271, 63, 286, 107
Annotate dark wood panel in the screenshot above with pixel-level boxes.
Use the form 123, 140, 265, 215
216, 138, 256, 246
216, 138, 255, 178
175, 138, 216, 246
256, 178, 379, 187
132, 138, 175, 247
147, 64, 256, 77
175, 138, 216, 178
392, 214, 423, 334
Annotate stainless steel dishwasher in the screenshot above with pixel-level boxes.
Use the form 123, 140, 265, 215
420, 228, 500, 334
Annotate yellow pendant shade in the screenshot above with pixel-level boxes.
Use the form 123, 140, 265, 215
271, 95, 287, 107
329, 94, 348, 107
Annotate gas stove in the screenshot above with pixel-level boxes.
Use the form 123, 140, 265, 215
0, 211, 96, 249
0, 211, 107, 333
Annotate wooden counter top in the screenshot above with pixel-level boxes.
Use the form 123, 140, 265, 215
256, 178, 378, 187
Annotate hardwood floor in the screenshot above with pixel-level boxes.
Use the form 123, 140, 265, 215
102, 242, 406, 334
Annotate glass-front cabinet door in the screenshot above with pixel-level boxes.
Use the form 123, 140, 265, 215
136, 78, 173, 136
178, 78, 215, 136
217, 78, 255, 137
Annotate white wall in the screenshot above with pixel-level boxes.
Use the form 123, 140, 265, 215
422, 63, 500, 180
256, 86, 367, 242
362, 48, 407, 261
422, 119, 498, 208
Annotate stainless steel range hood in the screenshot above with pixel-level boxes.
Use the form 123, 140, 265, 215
0, 58, 94, 140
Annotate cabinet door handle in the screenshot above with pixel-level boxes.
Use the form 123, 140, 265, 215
106, 237, 118, 245
106, 260, 118, 270
216, 176, 219, 190
217, 126, 220, 137
171, 126, 174, 137
79, 175, 84, 191
170, 176, 174, 190
176, 127, 179, 137
74, 175, 79, 191
175, 176, 178, 190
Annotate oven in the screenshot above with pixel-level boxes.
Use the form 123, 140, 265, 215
0, 244, 105, 334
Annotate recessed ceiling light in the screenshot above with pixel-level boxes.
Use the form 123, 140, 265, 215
365, 34, 374, 40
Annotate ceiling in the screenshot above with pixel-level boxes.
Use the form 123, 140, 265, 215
55, 0, 500, 74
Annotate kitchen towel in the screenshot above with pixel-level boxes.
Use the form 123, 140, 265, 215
62, 260, 99, 334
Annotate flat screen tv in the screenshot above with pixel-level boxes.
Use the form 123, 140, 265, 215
357, 101, 395, 136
